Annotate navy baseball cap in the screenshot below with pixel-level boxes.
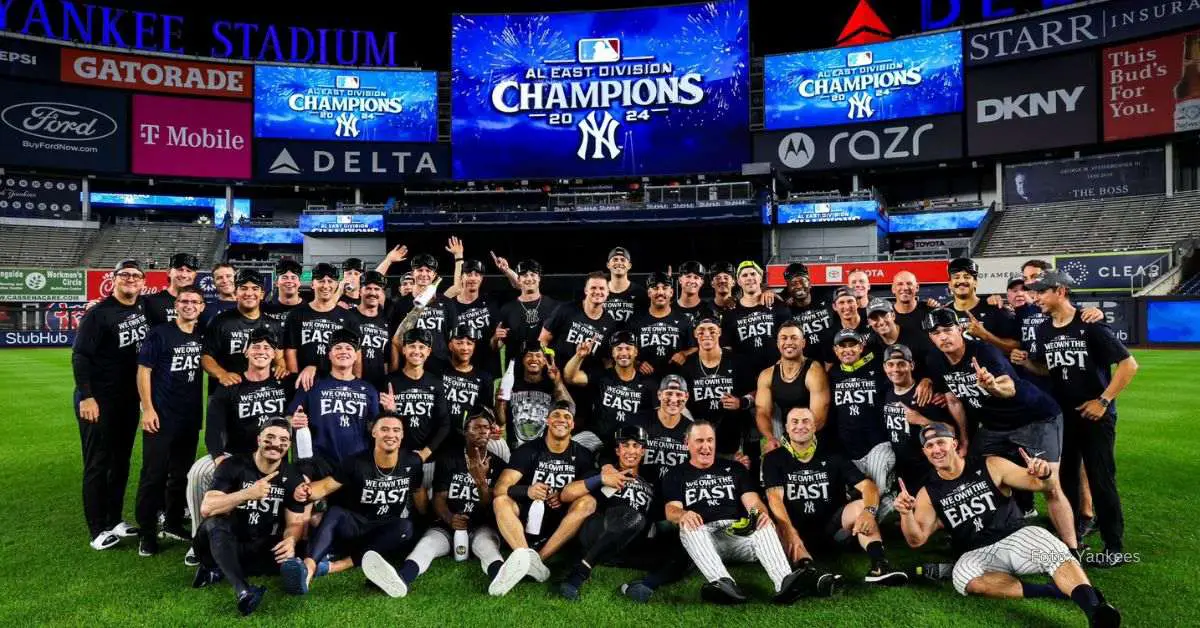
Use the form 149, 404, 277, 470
246, 327, 278, 348
311, 263, 339, 280
678, 261, 705, 277
411, 253, 438, 271
832, 286, 855, 301
1026, 270, 1074, 291
113, 259, 143, 274
833, 328, 863, 345
328, 328, 361, 348
342, 258, 364, 272
658, 374, 687, 393
462, 259, 486, 274
919, 422, 957, 446
614, 424, 648, 446
235, 268, 264, 288
362, 270, 386, 287
1006, 275, 1026, 290
948, 257, 979, 277
866, 299, 894, 317
608, 246, 631, 261
646, 271, 672, 288
922, 308, 961, 332
610, 329, 637, 348
883, 343, 914, 363
450, 324, 477, 341
275, 258, 302, 276
403, 328, 434, 346
516, 259, 542, 275
709, 261, 735, 277
169, 253, 199, 270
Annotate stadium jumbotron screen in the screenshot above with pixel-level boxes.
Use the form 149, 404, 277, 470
450, 0, 750, 179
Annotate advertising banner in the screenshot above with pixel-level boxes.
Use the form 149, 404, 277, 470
1053, 249, 1171, 291
0, 330, 76, 347
1074, 296, 1137, 345
755, 114, 962, 172
254, 66, 437, 142
0, 268, 85, 301
0, 35, 59, 80
1103, 29, 1200, 141
60, 48, 252, 98
764, 31, 963, 130
229, 225, 303, 245
0, 79, 128, 172
89, 192, 250, 227
966, 0, 1200, 66
975, 255, 1036, 294
886, 208, 988, 233
298, 213, 384, 234
131, 94, 251, 179
966, 51, 1098, 156
0, 174, 81, 218
195, 271, 274, 302
766, 259, 949, 288
254, 139, 448, 182
776, 200, 880, 224
1003, 149, 1165, 205
86, 269, 169, 300
450, 0, 750, 179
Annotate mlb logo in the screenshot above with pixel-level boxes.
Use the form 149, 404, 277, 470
578, 38, 621, 63
846, 51, 873, 67
825, 266, 844, 283
335, 75, 361, 89
337, 215, 352, 224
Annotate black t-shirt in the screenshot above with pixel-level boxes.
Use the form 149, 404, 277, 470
506, 439, 596, 494
662, 459, 754, 522
601, 472, 656, 516
144, 289, 181, 328
454, 294, 501, 374
721, 301, 792, 373
882, 385, 952, 469
893, 302, 934, 341
332, 450, 424, 522
636, 413, 692, 480
828, 352, 889, 459
434, 450, 504, 526
210, 455, 305, 544
283, 304, 350, 372
286, 377, 379, 466
761, 442, 864, 529
675, 298, 712, 327
1032, 311, 1131, 410
628, 309, 694, 376
542, 304, 617, 369
347, 307, 392, 392
205, 377, 289, 458
1013, 304, 1052, 390
262, 297, 305, 327
953, 301, 1019, 343
507, 375, 557, 446
585, 366, 657, 440
924, 456, 1025, 554
72, 296, 148, 399
390, 294, 459, 365
813, 317, 872, 365
385, 369, 449, 454
681, 350, 753, 454
926, 340, 1061, 432
202, 309, 283, 380
496, 295, 561, 360
199, 299, 238, 329
442, 367, 496, 445
788, 301, 834, 359
866, 326, 936, 378
605, 282, 645, 324
137, 322, 203, 427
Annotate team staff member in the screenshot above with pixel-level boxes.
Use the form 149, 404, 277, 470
284, 262, 350, 390
73, 258, 149, 550
262, 259, 305, 326
897, 423, 1121, 628
891, 271, 934, 339
135, 285, 206, 556
144, 253, 199, 327
200, 262, 238, 327
202, 269, 287, 391
1017, 270, 1139, 567
604, 246, 644, 324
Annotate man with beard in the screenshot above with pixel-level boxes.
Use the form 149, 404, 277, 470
135, 285, 206, 556
945, 258, 1019, 354
674, 261, 708, 325
338, 257, 365, 308
349, 271, 392, 393
262, 259, 305, 326
897, 424, 1121, 627
283, 413, 425, 595
756, 320, 830, 454
827, 330, 896, 518
721, 261, 790, 376
779, 263, 833, 356
390, 252, 458, 372
540, 272, 616, 371
192, 419, 306, 616
443, 237, 500, 374
442, 325, 497, 450
683, 309, 755, 457
709, 262, 738, 311
187, 328, 289, 565
362, 412, 507, 597
284, 263, 350, 391
637, 375, 693, 480
629, 271, 694, 378
864, 299, 934, 367
202, 269, 287, 392
891, 271, 934, 339
288, 329, 379, 479
564, 329, 656, 452
497, 341, 574, 450
383, 329, 449, 472
814, 288, 871, 368
488, 401, 597, 596
200, 262, 238, 327
604, 247, 644, 324
880, 344, 960, 494
73, 259, 149, 549
144, 253, 199, 328
763, 408, 907, 587
493, 259, 560, 368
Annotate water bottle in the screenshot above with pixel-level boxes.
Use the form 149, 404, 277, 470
295, 427, 313, 459
454, 529, 470, 562
498, 360, 515, 401
525, 499, 545, 535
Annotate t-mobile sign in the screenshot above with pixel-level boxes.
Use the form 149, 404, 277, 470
132, 94, 251, 179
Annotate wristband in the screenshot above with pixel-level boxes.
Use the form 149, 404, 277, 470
585, 475, 604, 494
509, 485, 530, 499
1038, 469, 1053, 481
740, 394, 754, 410
455, 258, 464, 262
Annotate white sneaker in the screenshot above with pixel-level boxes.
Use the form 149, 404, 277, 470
488, 549, 532, 597
109, 521, 139, 538
527, 550, 550, 583
183, 547, 199, 567
362, 551, 408, 598
90, 532, 119, 550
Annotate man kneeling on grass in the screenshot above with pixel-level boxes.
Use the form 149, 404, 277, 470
898, 423, 1121, 628
192, 419, 306, 616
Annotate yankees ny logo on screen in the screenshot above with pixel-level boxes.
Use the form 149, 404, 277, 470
335, 113, 359, 138
577, 111, 621, 160
848, 93, 874, 119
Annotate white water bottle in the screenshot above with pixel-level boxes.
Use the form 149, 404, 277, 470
526, 499, 545, 535
295, 427, 313, 459
414, 278, 441, 308
454, 529, 470, 562
498, 360, 515, 401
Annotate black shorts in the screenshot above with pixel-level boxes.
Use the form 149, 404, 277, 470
794, 505, 847, 549
975, 415, 1063, 464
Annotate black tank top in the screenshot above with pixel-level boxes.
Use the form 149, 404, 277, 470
768, 359, 813, 439
924, 456, 1025, 554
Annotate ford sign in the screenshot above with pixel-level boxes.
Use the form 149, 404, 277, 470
1, 101, 118, 141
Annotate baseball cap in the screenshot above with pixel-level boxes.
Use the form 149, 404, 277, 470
516, 259, 542, 275
311, 263, 339, 280
400, 272, 414, 282
467, 407, 497, 426
783, 262, 809, 280
411, 253, 438, 272
832, 286, 855, 301
113, 259, 143, 274
922, 308, 961, 332
1007, 275, 1026, 290
362, 270, 386, 287
833, 328, 863, 345
709, 261, 735, 277
948, 257, 979, 278
328, 328, 361, 348
169, 253, 199, 270
610, 329, 637, 348
520, 339, 544, 356
919, 422, 957, 446
449, 324, 477, 341
614, 424, 648, 446
275, 258, 302, 276
235, 268, 264, 288
883, 343, 914, 363
461, 259, 485, 274
246, 327, 278, 348
736, 260, 763, 275
678, 261, 705, 277
403, 328, 434, 347
549, 398, 576, 417
659, 374, 687, 393
1026, 270, 1074, 292
608, 246, 631, 261
342, 258, 364, 272
646, 271, 671, 288
695, 305, 722, 327
866, 299, 894, 317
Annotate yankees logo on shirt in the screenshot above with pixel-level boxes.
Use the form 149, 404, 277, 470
117, 314, 149, 350
609, 475, 655, 514
333, 451, 424, 522
638, 415, 691, 479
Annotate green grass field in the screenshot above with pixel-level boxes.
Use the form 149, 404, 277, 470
0, 348, 1196, 626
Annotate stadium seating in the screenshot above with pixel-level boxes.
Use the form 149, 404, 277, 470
1175, 274, 1200, 295
978, 191, 1200, 256
0, 224, 98, 268
82, 220, 225, 269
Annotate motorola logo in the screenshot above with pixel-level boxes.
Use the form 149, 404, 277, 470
778, 132, 815, 169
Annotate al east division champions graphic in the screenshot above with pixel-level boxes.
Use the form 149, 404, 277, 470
254, 66, 438, 142
764, 31, 962, 130
451, 0, 750, 179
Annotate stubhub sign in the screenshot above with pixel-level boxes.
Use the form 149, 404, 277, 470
253, 139, 448, 183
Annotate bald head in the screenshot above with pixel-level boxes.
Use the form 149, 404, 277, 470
892, 271, 919, 305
